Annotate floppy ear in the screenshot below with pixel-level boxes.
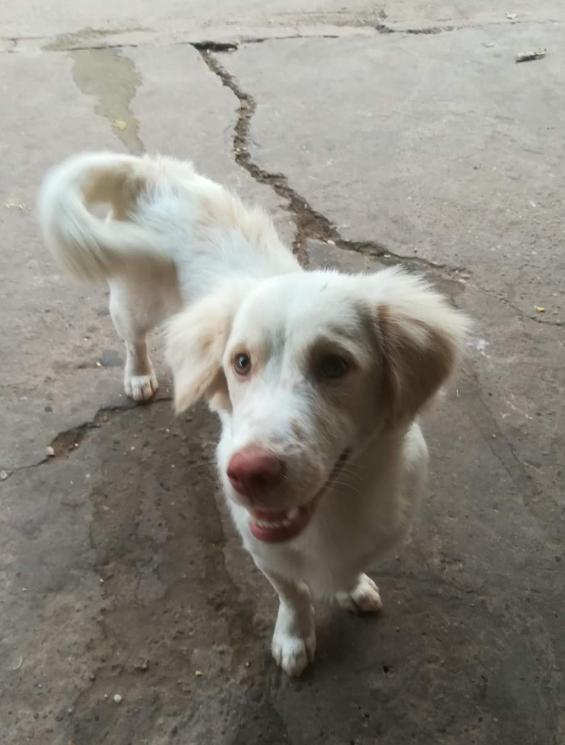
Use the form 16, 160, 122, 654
165, 283, 251, 414
368, 268, 470, 427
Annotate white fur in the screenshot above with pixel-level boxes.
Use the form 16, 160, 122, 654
39, 152, 470, 675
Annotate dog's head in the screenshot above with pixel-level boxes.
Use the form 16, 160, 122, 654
166, 268, 469, 543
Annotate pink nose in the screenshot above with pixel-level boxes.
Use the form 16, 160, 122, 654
227, 447, 283, 500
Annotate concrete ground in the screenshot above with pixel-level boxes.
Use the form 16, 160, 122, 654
1, 2, 564, 743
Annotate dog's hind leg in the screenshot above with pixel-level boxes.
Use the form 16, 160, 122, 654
109, 279, 160, 402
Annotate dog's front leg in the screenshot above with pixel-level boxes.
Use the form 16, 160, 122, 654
262, 571, 316, 677
335, 573, 383, 613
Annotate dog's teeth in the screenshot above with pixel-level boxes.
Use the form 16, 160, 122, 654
287, 508, 299, 521
256, 519, 283, 529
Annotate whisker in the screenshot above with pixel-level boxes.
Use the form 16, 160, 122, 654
334, 479, 365, 493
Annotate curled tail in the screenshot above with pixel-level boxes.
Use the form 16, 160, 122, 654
38, 151, 173, 282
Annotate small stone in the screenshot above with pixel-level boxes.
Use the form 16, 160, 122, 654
45, 446, 55, 457
0, 470, 8, 481
516, 49, 547, 63
534, 305, 545, 313
113, 694, 123, 704
194, 670, 203, 677
112, 119, 127, 131
88, 673, 96, 681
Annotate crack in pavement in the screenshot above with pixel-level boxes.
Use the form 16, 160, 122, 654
474, 282, 564, 328
3, 34, 340, 56
0, 398, 173, 483
192, 34, 341, 52
3, 15, 563, 54
2, 30, 368, 55
197, 48, 564, 329
375, 22, 450, 35
197, 48, 464, 274
375, 19, 564, 35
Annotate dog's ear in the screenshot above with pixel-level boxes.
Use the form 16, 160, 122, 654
165, 283, 251, 414
367, 269, 470, 427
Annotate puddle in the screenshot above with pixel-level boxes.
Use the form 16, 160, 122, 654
69, 47, 143, 154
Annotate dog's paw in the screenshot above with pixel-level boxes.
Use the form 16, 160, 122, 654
336, 574, 383, 614
272, 628, 316, 677
124, 372, 159, 402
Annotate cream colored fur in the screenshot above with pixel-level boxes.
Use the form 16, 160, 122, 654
39, 152, 470, 676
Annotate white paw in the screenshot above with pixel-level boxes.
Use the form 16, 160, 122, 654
272, 628, 316, 677
124, 372, 159, 402
336, 574, 383, 614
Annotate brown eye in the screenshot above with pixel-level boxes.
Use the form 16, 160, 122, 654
318, 354, 350, 380
234, 353, 252, 376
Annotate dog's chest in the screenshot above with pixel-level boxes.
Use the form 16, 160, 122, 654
233, 484, 414, 596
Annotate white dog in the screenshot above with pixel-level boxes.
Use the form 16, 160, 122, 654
39, 152, 469, 676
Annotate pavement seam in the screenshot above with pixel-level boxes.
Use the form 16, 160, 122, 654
1, 31, 365, 54
4, 17, 563, 53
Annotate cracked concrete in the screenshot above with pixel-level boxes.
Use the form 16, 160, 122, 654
222, 30, 565, 325
1, 2, 564, 744
200, 46, 466, 272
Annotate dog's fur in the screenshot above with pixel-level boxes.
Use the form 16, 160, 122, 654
39, 152, 469, 676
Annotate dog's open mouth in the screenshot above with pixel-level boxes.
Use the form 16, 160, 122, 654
249, 449, 351, 543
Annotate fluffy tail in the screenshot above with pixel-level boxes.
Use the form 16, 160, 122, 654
38, 151, 172, 282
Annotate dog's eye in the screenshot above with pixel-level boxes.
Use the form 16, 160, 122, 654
318, 354, 350, 380
234, 353, 252, 376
